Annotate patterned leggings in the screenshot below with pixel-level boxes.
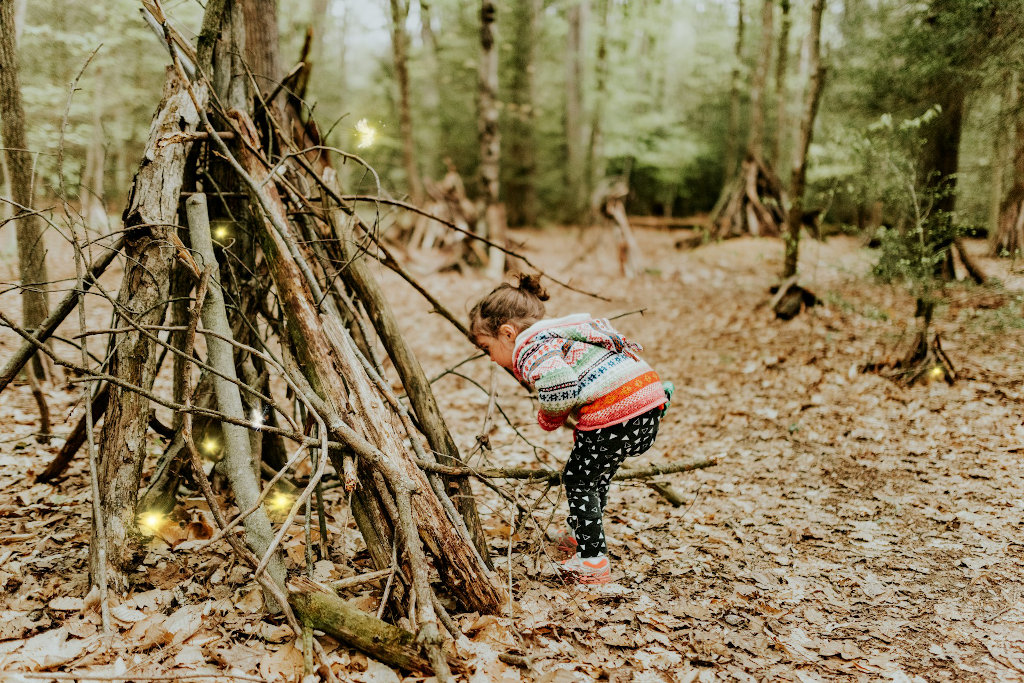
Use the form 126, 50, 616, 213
563, 407, 661, 557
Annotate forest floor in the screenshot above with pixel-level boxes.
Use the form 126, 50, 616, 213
0, 225, 1022, 682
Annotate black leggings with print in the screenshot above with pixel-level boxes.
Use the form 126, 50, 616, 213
563, 407, 661, 557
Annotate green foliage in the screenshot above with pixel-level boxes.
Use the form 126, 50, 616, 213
850, 108, 968, 307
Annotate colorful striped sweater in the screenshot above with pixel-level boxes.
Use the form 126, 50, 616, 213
512, 314, 666, 432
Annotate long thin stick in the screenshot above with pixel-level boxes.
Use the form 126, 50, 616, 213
71, 196, 110, 635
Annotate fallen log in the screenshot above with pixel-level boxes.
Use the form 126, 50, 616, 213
288, 576, 447, 676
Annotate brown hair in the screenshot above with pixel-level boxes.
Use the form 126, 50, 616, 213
469, 273, 549, 338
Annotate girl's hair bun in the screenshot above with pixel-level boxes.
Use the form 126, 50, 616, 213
514, 273, 549, 301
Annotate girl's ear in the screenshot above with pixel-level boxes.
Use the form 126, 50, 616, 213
498, 323, 518, 341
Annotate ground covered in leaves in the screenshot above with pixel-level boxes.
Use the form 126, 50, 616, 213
0, 226, 1022, 682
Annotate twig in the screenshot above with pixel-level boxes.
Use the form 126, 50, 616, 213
331, 568, 392, 592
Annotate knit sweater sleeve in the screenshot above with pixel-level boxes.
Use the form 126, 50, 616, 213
518, 339, 580, 431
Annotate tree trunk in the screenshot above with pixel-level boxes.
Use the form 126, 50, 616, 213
419, 0, 444, 169
82, 68, 107, 231
747, 0, 774, 161
0, 0, 51, 378
994, 78, 1024, 257
771, 0, 791, 169
241, 0, 282, 94
91, 72, 208, 592
390, 0, 423, 204
564, 0, 586, 223
505, 0, 540, 228
726, 0, 745, 175
782, 0, 825, 279
479, 0, 505, 274
585, 0, 609, 209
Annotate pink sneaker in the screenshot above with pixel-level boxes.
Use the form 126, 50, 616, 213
559, 554, 612, 585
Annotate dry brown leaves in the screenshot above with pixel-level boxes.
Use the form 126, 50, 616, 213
1, 231, 1023, 681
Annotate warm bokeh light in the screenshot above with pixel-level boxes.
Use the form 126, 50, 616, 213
268, 491, 294, 513
354, 118, 377, 149
139, 511, 165, 536
929, 365, 945, 380
251, 408, 264, 428
202, 438, 219, 455
213, 225, 229, 240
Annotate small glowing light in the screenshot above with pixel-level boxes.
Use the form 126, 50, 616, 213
268, 491, 294, 513
213, 225, 229, 241
929, 365, 945, 380
251, 408, 264, 429
355, 119, 377, 149
202, 438, 219, 455
139, 511, 165, 536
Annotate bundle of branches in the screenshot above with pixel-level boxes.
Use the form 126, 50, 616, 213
708, 155, 786, 240
0, 2, 716, 678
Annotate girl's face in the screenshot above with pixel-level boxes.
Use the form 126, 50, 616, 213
475, 324, 518, 370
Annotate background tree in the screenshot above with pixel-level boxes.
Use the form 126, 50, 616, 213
504, 0, 539, 227
0, 0, 50, 379
389, 0, 424, 203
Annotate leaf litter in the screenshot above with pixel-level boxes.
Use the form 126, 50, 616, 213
0, 230, 1021, 681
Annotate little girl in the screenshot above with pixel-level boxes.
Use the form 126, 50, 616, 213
469, 275, 670, 585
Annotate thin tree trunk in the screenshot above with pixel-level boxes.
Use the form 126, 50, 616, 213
0, 0, 51, 378
783, 0, 825, 279
419, 0, 443, 169
771, 0, 791, 169
479, 0, 504, 274
748, 0, 774, 161
505, 0, 540, 228
726, 0, 745, 175
564, 0, 586, 223
390, 0, 423, 204
82, 68, 106, 230
993, 75, 1024, 257
91, 73, 208, 592
585, 0, 609, 208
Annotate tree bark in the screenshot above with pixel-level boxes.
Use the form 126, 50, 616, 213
479, 0, 505, 274
289, 578, 437, 675
747, 0, 774, 161
390, 0, 423, 204
782, 0, 825, 279
771, 0, 791, 169
585, 0, 609, 209
82, 68, 107, 230
0, 0, 50, 378
90, 72, 207, 593
994, 77, 1024, 257
505, 0, 540, 228
241, 0, 282, 95
564, 0, 586, 222
726, 0, 745, 175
